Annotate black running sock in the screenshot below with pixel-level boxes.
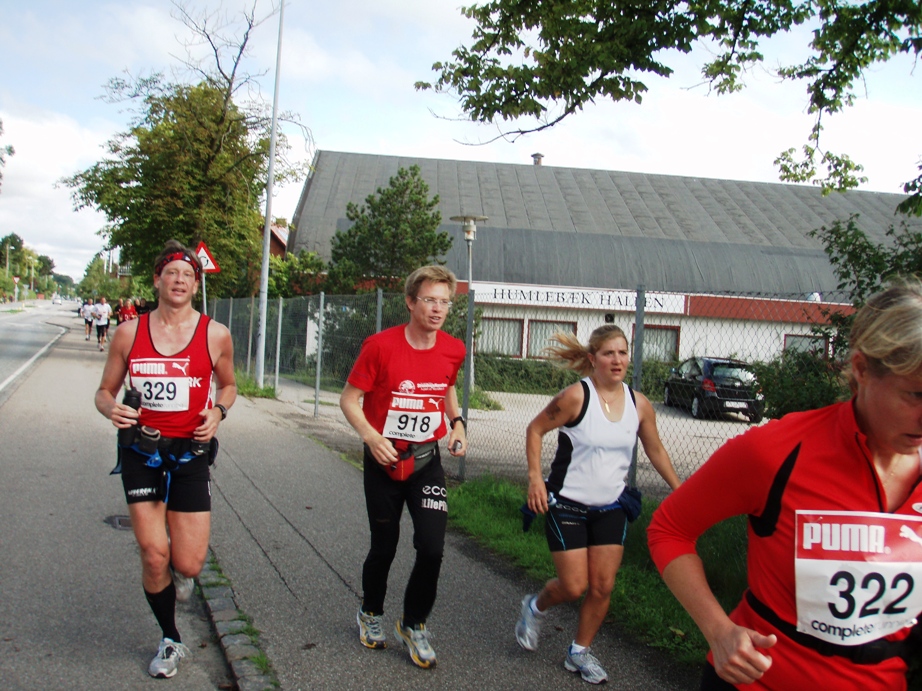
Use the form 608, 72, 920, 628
144, 582, 181, 642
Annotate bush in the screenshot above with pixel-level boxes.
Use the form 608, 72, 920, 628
473, 354, 677, 400
475, 354, 580, 395
752, 349, 849, 419
629, 359, 678, 402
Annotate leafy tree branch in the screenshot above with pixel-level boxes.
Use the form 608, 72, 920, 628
419, 0, 921, 212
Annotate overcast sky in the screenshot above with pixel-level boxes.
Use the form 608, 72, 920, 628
1, 0, 920, 281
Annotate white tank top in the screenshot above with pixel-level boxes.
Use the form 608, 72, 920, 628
546, 378, 639, 507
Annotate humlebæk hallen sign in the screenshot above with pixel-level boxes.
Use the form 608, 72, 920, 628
472, 282, 686, 315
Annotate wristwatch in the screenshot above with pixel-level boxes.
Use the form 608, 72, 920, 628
450, 416, 466, 430
215, 404, 228, 420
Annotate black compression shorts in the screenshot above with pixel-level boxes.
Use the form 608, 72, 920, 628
120, 447, 211, 512
544, 495, 628, 552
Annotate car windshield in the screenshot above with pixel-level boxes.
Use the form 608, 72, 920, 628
712, 364, 756, 383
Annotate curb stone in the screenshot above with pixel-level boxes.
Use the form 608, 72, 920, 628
197, 549, 277, 690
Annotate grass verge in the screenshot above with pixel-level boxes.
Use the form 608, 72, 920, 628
235, 369, 277, 398
447, 475, 747, 667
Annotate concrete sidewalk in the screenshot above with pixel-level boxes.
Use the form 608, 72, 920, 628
0, 317, 698, 690
211, 387, 698, 689
0, 316, 231, 690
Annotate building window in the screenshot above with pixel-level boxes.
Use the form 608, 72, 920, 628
479, 318, 523, 357
639, 325, 679, 361
784, 334, 828, 356
528, 320, 576, 358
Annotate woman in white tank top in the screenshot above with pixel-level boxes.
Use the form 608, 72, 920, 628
514, 325, 682, 684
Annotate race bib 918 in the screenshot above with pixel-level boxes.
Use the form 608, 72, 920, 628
795, 510, 922, 646
382, 392, 442, 443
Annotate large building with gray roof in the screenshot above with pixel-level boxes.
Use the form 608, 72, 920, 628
288, 150, 918, 363
289, 150, 919, 296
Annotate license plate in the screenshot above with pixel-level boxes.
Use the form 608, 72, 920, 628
725, 401, 747, 409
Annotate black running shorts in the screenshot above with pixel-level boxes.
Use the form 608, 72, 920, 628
120, 447, 211, 512
544, 496, 628, 552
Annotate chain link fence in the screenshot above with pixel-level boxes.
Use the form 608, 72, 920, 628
210, 287, 853, 498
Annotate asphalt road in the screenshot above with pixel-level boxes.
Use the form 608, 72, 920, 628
0, 309, 232, 691
0, 301, 68, 407
0, 307, 701, 690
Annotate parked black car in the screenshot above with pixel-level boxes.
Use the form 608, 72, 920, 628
663, 357, 765, 423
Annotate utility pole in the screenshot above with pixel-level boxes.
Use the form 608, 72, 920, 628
255, 0, 285, 388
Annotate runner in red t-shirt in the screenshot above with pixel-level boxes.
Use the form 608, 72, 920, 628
648, 279, 922, 690
340, 265, 467, 668
120, 298, 138, 322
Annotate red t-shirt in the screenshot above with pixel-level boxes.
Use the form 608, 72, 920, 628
120, 303, 137, 320
648, 401, 922, 690
127, 313, 215, 438
347, 325, 465, 446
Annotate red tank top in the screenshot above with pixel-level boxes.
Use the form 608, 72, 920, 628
127, 313, 215, 438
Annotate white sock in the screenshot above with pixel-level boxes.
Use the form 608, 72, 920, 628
569, 641, 586, 654
530, 596, 544, 616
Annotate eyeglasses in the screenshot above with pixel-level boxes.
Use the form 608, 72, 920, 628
414, 296, 453, 308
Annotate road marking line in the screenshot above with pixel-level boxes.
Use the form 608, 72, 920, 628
0, 327, 67, 394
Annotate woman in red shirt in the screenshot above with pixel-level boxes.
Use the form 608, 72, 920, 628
120, 299, 137, 321
648, 279, 922, 690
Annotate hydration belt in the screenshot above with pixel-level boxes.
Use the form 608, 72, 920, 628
111, 437, 198, 504
404, 440, 438, 468
745, 590, 916, 665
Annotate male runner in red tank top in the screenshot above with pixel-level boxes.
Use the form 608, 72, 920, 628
96, 240, 236, 679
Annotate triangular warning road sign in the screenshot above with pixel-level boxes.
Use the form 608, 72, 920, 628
195, 242, 221, 273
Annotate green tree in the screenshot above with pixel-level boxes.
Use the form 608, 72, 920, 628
419, 1, 922, 214
77, 255, 123, 300
62, 4, 310, 297
0, 117, 14, 194
813, 214, 922, 305
268, 250, 325, 298
1, 233, 24, 276
37, 255, 55, 277
52, 273, 76, 296
326, 165, 450, 293
809, 214, 922, 356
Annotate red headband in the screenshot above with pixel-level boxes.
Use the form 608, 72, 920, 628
155, 252, 201, 280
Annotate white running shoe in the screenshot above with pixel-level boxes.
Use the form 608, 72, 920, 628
357, 609, 387, 649
515, 594, 544, 651
172, 568, 194, 603
148, 638, 190, 678
564, 646, 608, 684
395, 617, 436, 669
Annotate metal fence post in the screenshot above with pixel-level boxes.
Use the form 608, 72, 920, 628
459, 289, 475, 482
246, 296, 255, 376
630, 284, 646, 486
633, 284, 645, 392
314, 292, 325, 418
274, 296, 283, 393
376, 288, 383, 333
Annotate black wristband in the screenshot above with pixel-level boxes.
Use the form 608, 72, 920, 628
215, 404, 227, 420
450, 416, 465, 430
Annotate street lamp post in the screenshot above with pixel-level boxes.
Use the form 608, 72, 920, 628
449, 215, 487, 478
449, 215, 488, 289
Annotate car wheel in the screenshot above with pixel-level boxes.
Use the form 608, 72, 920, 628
663, 386, 673, 407
691, 395, 705, 419
749, 411, 764, 424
